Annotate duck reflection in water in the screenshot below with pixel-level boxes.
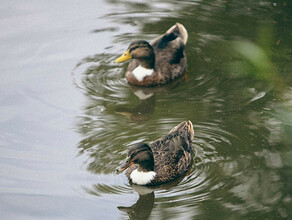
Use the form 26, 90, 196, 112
118, 175, 191, 220
115, 89, 156, 122
115, 76, 186, 122
118, 185, 155, 220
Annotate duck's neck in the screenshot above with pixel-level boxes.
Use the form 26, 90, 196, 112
137, 160, 154, 172
132, 53, 155, 82
138, 56, 155, 69
132, 65, 154, 82
130, 168, 156, 185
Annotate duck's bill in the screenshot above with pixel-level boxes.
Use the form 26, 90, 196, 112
115, 50, 131, 63
116, 156, 132, 172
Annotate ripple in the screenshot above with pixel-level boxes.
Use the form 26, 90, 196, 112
84, 183, 132, 196
71, 12, 291, 219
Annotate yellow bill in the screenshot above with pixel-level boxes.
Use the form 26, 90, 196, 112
115, 49, 132, 63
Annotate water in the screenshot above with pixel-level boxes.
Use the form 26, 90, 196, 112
1, 0, 292, 219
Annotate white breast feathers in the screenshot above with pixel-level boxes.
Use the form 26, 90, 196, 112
132, 65, 154, 81
130, 169, 156, 185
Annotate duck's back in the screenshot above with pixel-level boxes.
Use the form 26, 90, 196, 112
149, 122, 193, 185
150, 23, 188, 83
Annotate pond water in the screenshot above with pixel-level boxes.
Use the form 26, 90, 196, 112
1, 0, 292, 219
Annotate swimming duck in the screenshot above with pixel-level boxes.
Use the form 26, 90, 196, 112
116, 121, 194, 186
115, 23, 188, 86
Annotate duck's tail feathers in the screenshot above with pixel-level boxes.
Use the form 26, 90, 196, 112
169, 120, 194, 141
176, 23, 188, 45
185, 120, 194, 141
166, 23, 188, 45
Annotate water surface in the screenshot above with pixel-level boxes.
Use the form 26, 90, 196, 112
1, 0, 292, 219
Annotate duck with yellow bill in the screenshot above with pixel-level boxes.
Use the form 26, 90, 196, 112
115, 23, 188, 86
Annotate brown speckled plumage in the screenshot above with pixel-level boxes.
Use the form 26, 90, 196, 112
120, 121, 194, 186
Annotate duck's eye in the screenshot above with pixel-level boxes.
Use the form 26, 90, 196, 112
130, 46, 139, 52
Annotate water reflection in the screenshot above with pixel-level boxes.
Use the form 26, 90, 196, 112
72, 0, 292, 219
1, 0, 292, 219
118, 191, 155, 220
74, 41, 291, 220
115, 94, 156, 122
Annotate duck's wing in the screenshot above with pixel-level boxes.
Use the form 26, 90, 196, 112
166, 135, 192, 172
148, 23, 188, 84
150, 23, 187, 62
151, 121, 193, 173
150, 132, 192, 181
150, 23, 188, 48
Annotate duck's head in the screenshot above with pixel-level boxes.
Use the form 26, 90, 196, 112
116, 143, 154, 173
115, 41, 155, 69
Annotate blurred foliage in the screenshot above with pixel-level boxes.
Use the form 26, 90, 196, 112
233, 40, 276, 80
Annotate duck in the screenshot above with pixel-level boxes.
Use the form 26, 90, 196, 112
116, 121, 194, 186
115, 23, 188, 86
